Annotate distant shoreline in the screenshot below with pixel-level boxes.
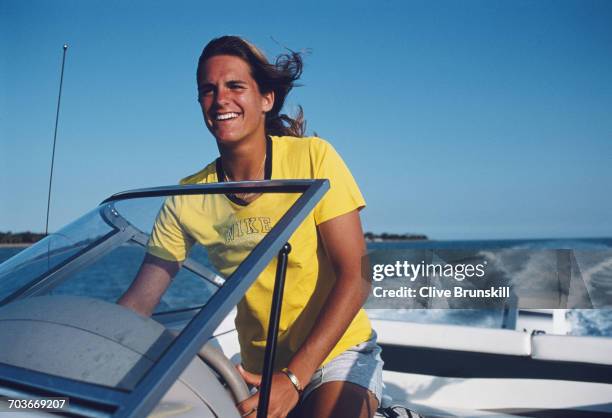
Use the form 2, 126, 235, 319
0, 231, 45, 247
365, 238, 430, 243
364, 232, 429, 242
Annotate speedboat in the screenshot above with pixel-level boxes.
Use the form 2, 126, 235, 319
0, 181, 610, 417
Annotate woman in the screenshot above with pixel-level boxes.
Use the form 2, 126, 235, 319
119, 36, 382, 418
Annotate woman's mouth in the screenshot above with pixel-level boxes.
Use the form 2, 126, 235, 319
214, 112, 241, 121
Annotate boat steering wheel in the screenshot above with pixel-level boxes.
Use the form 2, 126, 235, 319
167, 329, 250, 404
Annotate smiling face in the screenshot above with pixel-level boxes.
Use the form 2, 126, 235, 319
198, 55, 274, 146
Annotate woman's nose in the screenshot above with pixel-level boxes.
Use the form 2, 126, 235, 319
214, 88, 230, 106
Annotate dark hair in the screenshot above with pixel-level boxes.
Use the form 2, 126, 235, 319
197, 35, 306, 137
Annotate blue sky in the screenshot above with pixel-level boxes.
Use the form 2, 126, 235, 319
1, 0, 611, 239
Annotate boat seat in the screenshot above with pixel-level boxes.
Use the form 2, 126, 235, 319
372, 319, 531, 356
531, 334, 612, 365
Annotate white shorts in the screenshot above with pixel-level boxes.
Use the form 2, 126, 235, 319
301, 331, 384, 404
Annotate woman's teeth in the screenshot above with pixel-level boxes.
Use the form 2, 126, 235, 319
215, 112, 240, 121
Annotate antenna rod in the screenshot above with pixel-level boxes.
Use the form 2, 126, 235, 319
45, 43, 68, 236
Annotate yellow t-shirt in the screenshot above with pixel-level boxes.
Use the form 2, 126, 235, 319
147, 136, 372, 372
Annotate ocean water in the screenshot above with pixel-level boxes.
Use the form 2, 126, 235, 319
1, 237, 611, 337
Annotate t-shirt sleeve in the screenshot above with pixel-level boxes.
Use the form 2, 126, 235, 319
311, 138, 366, 225
147, 196, 194, 261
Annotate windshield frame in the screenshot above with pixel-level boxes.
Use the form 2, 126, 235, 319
0, 179, 329, 418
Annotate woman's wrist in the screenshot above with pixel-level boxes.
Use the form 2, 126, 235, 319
287, 356, 317, 391
280, 367, 303, 396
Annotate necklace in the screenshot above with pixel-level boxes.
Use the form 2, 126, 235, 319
224, 154, 266, 203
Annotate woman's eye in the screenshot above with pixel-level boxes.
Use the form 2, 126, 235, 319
198, 86, 214, 96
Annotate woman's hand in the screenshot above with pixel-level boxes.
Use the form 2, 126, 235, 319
236, 365, 300, 418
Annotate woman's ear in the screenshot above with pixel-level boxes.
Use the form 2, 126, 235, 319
262, 90, 274, 113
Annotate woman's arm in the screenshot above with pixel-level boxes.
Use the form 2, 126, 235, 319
117, 253, 181, 317
288, 208, 369, 385
237, 209, 370, 417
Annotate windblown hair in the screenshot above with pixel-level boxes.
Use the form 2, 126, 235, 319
197, 35, 306, 137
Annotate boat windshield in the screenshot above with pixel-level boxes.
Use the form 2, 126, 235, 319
0, 180, 328, 417
0, 195, 242, 313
